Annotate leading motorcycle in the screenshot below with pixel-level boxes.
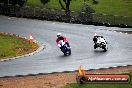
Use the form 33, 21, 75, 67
57, 40, 71, 56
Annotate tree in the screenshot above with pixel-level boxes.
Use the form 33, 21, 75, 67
40, 0, 50, 5
59, 0, 71, 16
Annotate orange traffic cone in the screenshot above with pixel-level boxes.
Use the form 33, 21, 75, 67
29, 32, 33, 43
78, 65, 86, 76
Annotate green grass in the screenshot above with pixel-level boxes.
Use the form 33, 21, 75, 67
63, 72, 132, 88
90, 0, 132, 16
0, 32, 38, 59
63, 83, 132, 88
26, 0, 132, 16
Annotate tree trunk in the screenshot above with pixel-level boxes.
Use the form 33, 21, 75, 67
59, 0, 66, 10
59, 0, 71, 16
65, 0, 70, 16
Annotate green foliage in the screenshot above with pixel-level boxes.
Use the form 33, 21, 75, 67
81, 2, 95, 14
26, 0, 132, 16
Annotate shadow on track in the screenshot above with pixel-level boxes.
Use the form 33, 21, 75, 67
94, 50, 107, 53
59, 54, 71, 57
57, 54, 71, 59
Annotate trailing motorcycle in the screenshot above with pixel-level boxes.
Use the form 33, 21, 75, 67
94, 38, 108, 52
57, 40, 71, 56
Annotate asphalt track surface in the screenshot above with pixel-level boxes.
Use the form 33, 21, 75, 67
0, 16, 132, 77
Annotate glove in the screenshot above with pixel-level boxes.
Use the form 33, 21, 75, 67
57, 44, 61, 47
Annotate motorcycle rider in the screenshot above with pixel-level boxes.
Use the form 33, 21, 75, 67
56, 33, 71, 48
93, 33, 98, 44
93, 33, 107, 48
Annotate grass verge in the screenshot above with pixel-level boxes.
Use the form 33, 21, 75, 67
0, 32, 38, 60
63, 72, 132, 88
26, 0, 132, 16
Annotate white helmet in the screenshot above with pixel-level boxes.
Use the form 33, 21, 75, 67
57, 33, 61, 37
94, 33, 97, 36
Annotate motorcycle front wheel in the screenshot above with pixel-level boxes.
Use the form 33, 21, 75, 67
64, 49, 71, 56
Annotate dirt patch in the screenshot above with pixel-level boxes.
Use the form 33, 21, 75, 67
0, 65, 132, 88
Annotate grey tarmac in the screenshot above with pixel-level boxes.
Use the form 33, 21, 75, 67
0, 16, 132, 77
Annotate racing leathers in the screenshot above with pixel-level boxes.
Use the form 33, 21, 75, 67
93, 36, 107, 45
56, 36, 70, 48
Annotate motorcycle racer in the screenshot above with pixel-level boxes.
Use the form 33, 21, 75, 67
93, 33, 107, 49
93, 33, 106, 44
56, 33, 70, 48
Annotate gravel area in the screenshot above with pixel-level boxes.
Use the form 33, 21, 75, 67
0, 65, 132, 88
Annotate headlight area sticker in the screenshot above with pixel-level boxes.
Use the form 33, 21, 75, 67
77, 74, 130, 84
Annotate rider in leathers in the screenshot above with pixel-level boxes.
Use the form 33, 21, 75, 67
93, 33, 107, 48
56, 33, 70, 48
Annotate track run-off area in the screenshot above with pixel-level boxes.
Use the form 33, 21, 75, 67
0, 16, 132, 77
